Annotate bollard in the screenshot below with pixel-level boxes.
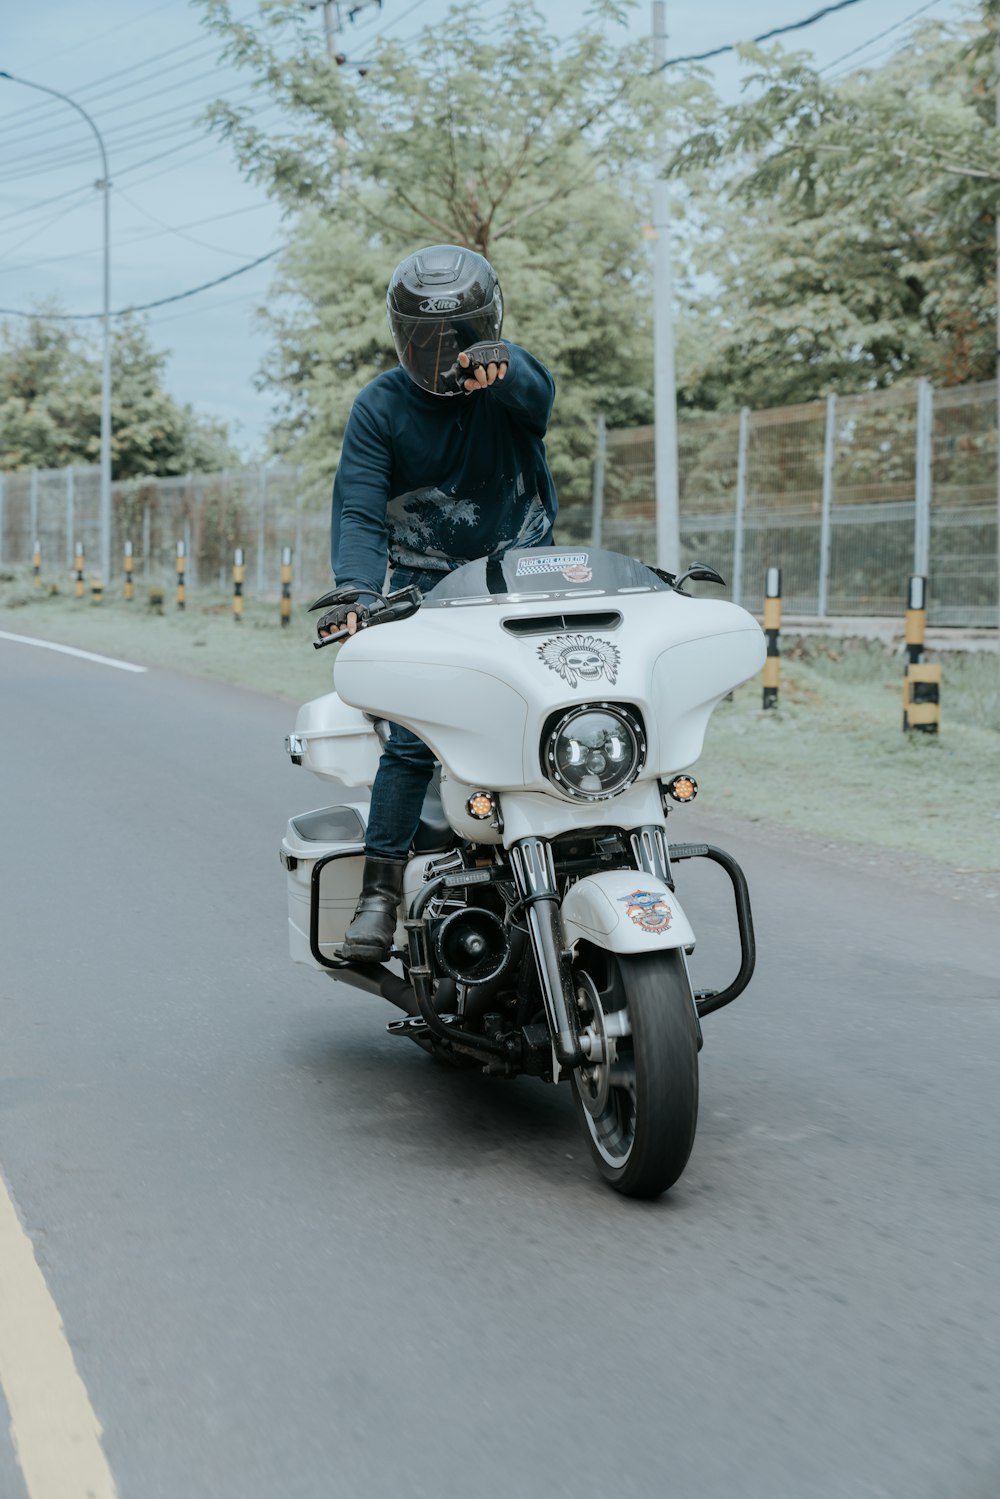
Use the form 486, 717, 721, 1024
148, 588, 164, 615
903, 574, 940, 734
123, 540, 134, 601
90, 577, 104, 604
176, 540, 186, 611
762, 566, 781, 709
74, 541, 85, 599
32, 539, 41, 588
280, 546, 292, 628
233, 547, 245, 622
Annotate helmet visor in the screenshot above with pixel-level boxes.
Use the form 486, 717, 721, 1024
388, 288, 503, 395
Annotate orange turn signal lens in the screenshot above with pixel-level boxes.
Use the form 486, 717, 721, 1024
666, 775, 698, 803
467, 792, 495, 820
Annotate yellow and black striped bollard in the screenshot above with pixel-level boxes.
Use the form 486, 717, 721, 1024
280, 546, 292, 628
123, 540, 134, 601
90, 576, 103, 604
233, 547, 245, 622
74, 542, 85, 599
762, 566, 781, 710
903, 574, 940, 734
176, 540, 186, 611
32, 539, 42, 588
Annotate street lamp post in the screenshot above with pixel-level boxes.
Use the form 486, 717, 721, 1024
0, 71, 112, 588
651, 2, 680, 575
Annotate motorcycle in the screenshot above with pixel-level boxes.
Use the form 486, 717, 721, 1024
280, 546, 765, 1198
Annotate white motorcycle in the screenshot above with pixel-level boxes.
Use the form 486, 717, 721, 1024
281, 546, 765, 1198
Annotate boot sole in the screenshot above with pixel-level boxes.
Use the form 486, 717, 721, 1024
338, 942, 392, 964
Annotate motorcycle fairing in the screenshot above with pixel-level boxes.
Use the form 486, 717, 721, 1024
561, 870, 695, 955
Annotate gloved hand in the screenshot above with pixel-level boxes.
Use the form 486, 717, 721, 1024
316, 599, 370, 638
441, 341, 510, 394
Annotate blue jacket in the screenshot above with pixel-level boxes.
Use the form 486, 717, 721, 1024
331, 343, 557, 597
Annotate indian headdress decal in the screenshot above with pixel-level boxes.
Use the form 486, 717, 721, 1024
537, 635, 620, 690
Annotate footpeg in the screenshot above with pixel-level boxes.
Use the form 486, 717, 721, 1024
386, 1012, 460, 1040
387, 1015, 430, 1039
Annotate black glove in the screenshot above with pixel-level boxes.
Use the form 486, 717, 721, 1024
440, 341, 511, 393
315, 600, 370, 637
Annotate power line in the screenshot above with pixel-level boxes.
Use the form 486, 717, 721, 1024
112, 185, 262, 261
0, 11, 257, 141
0, 78, 262, 185
654, 0, 871, 70
819, 0, 943, 73
0, 195, 95, 266
0, 199, 274, 275
0, 247, 282, 321
18, 0, 183, 74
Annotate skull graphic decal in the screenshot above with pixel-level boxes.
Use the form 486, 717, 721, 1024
537, 635, 620, 689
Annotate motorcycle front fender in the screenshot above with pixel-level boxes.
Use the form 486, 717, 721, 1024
561, 870, 695, 955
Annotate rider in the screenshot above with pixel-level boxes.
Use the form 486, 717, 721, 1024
318, 243, 557, 962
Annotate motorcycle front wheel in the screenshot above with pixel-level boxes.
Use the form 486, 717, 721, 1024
571, 947, 699, 1199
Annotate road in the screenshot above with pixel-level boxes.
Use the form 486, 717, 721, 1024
0, 633, 998, 1499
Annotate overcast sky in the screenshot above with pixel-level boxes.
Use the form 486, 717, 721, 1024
0, 0, 972, 457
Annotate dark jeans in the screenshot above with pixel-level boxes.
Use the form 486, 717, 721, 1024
363, 567, 442, 859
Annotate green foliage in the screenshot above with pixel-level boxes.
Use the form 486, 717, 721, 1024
0, 312, 235, 477
202, 0, 668, 499
667, 12, 1000, 410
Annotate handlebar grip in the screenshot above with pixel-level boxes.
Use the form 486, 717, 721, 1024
313, 627, 350, 650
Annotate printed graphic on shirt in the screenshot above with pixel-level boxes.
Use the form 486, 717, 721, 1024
387, 487, 550, 573
536, 634, 620, 689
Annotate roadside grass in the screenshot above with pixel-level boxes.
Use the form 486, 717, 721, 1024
0, 570, 331, 705
697, 637, 1000, 873
2, 569, 998, 873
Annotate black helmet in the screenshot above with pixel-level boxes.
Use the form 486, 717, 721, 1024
387, 244, 503, 397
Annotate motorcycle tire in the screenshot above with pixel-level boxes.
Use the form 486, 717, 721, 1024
571, 947, 699, 1199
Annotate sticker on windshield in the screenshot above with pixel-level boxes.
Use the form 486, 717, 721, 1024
537, 634, 620, 689
619, 890, 673, 934
516, 552, 592, 584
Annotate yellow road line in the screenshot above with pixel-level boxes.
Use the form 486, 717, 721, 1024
0, 1170, 119, 1499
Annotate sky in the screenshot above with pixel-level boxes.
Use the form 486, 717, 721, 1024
0, 0, 973, 457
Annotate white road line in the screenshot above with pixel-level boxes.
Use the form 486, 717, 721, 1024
0, 1169, 119, 1499
0, 631, 147, 674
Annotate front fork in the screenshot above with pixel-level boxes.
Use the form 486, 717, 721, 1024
510, 825, 672, 1074
510, 837, 582, 1072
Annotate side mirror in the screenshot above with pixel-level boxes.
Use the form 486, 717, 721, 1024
672, 562, 726, 593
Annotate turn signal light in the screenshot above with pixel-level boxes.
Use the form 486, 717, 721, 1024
466, 791, 495, 820
665, 774, 698, 803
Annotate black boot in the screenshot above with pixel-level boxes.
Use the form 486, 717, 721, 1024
340, 856, 407, 963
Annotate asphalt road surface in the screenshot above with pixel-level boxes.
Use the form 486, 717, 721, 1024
1, 633, 998, 1499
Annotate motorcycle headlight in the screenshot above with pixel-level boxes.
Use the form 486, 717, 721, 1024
543, 705, 645, 801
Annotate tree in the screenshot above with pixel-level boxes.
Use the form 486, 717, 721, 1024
203, 0, 670, 498
0, 312, 235, 476
665, 11, 999, 411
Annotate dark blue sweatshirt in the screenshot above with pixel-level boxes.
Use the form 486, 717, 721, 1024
331, 343, 557, 597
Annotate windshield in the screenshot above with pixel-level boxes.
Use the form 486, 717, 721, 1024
422, 547, 670, 607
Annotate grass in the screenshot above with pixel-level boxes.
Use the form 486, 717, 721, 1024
3, 569, 998, 874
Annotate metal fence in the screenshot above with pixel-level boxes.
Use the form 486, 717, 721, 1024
594, 379, 999, 627
0, 463, 337, 603
2, 377, 997, 625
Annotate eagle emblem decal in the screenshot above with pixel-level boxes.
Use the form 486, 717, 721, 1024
618, 890, 673, 934
537, 634, 620, 689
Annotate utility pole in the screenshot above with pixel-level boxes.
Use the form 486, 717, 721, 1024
995, 43, 999, 648
0, 72, 111, 587
652, 1, 680, 575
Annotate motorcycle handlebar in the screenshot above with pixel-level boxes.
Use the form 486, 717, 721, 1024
313, 585, 423, 650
